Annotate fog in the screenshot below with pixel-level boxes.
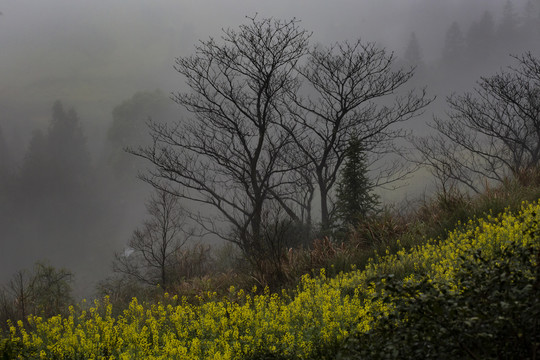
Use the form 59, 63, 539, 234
0, 0, 537, 297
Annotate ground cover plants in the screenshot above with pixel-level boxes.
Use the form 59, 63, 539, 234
339, 240, 540, 359
2, 196, 539, 359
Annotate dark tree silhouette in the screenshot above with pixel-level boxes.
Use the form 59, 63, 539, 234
131, 17, 310, 265
132, 17, 431, 262
13, 101, 107, 277
497, 0, 520, 53
335, 136, 379, 229
48, 101, 92, 194
441, 21, 465, 70
403, 32, 424, 68
414, 53, 540, 193
19, 101, 92, 199
284, 40, 431, 231
19, 130, 48, 199
466, 11, 495, 66
114, 188, 189, 289
0, 262, 73, 324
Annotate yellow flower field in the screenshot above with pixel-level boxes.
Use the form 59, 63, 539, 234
3, 201, 539, 359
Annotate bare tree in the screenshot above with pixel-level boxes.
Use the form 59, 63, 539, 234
414, 53, 540, 193
270, 150, 316, 237
114, 188, 189, 289
283, 40, 432, 231
6, 270, 32, 322
130, 17, 310, 263
0, 262, 73, 325
131, 17, 432, 274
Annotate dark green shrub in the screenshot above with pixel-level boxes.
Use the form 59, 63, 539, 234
339, 241, 540, 359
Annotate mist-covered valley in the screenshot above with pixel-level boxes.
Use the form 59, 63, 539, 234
0, 0, 539, 301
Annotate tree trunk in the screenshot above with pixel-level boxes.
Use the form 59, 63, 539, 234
319, 184, 330, 232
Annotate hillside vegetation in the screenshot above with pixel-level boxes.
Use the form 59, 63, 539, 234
2, 184, 539, 359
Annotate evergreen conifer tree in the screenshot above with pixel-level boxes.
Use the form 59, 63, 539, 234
442, 21, 465, 68
404, 32, 423, 68
497, 0, 520, 53
335, 137, 379, 228
16, 101, 102, 273
466, 11, 495, 66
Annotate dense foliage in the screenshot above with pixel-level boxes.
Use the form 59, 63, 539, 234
339, 237, 540, 359
2, 201, 539, 359
335, 137, 379, 230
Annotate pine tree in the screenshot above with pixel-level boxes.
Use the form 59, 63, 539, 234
47, 101, 92, 195
466, 11, 495, 66
17, 101, 98, 258
442, 21, 465, 68
404, 32, 424, 68
335, 137, 379, 228
497, 0, 520, 53
19, 129, 48, 199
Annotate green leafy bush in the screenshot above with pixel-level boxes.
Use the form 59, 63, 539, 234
339, 241, 540, 359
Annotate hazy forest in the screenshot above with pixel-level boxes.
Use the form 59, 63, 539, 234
1, 0, 540, 358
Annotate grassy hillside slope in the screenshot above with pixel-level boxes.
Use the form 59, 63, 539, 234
2, 199, 539, 359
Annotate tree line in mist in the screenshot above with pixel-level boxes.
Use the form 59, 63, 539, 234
0, 90, 176, 291
403, 0, 539, 91
0, 0, 539, 324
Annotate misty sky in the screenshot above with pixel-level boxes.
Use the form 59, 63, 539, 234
0, 0, 514, 143
0, 0, 534, 297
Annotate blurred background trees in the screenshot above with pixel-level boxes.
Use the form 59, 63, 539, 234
414, 53, 540, 193
0, 262, 73, 330
6, 101, 105, 285
113, 188, 190, 290
0, 0, 539, 308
